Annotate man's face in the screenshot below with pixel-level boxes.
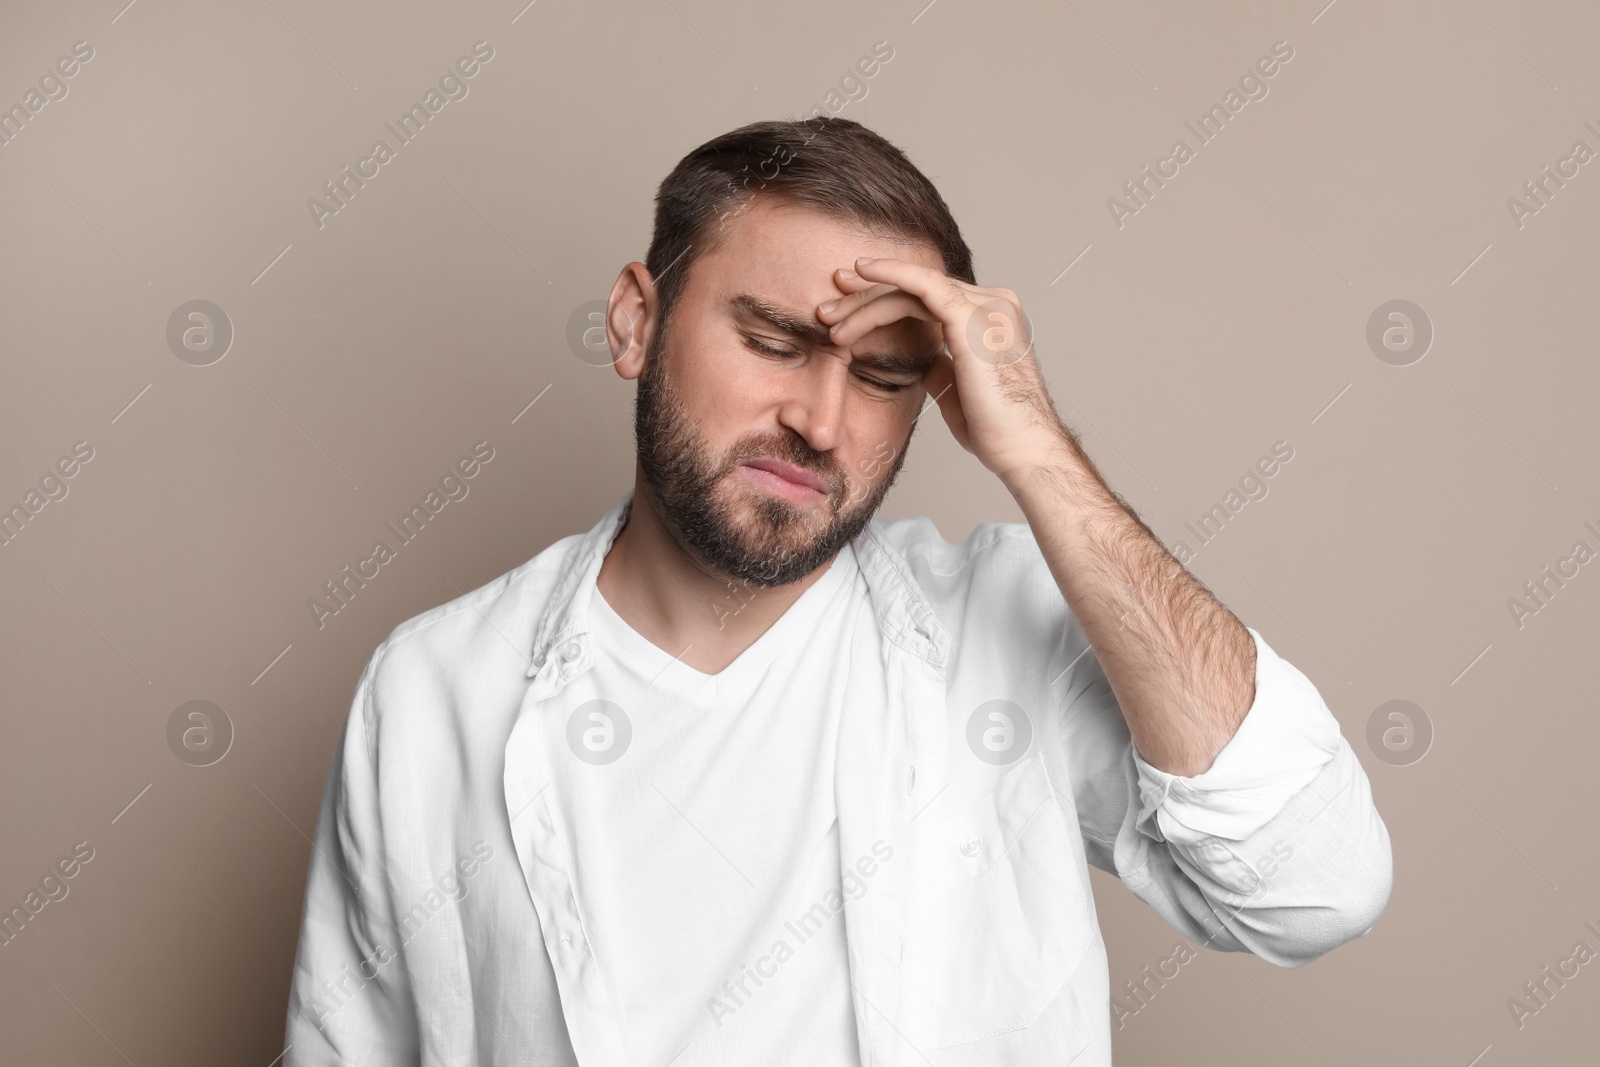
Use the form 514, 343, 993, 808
633, 197, 946, 588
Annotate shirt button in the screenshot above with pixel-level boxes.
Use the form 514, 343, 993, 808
960, 835, 981, 858
560, 640, 582, 662
905, 765, 917, 794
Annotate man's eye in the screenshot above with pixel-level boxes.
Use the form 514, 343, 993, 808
860, 376, 909, 393
742, 335, 800, 359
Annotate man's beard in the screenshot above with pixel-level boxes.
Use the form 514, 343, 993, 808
632, 325, 912, 589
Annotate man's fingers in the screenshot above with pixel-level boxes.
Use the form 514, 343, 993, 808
819, 279, 898, 323
852, 257, 970, 316
822, 259, 1027, 363
830, 268, 882, 296
825, 291, 937, 347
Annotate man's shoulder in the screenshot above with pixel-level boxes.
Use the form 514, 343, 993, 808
869, 514, 1080, 677
365, 528, 587, 687
867, 513, 1041, 579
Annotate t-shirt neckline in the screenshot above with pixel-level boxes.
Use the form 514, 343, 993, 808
588, 546, 860, 701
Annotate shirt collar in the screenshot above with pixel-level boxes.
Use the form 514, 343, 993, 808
525, 487, 948, 678
525, 490, 633, 678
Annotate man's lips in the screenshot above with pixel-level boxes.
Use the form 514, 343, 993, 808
739, 457, 830, 495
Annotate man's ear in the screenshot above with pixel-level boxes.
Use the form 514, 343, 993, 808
607, 262, 658, 381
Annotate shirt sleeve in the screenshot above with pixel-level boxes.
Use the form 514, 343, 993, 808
1128, 626, 1342, 845
922, 519, 1395, 969
1054, 615, 1393, 968
284, 649, 422, 1067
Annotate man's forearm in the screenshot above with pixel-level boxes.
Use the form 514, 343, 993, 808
999, 425, 1256, 777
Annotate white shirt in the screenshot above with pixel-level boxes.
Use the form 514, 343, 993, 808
284, 489, 1393, 1066
568, 545, 866, 1064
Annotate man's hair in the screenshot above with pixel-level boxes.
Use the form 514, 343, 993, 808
645, 117, 975, 333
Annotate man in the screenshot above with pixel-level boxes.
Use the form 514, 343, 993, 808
284, 117, 1391, 1065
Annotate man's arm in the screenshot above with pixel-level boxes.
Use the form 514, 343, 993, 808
999, 427, 1255, 776
824, 255, 1253, 774
284, 650, 420, 1067
922, 513, 1393, 965
1052, 607, 1392, 965
822, 257, 1391, 961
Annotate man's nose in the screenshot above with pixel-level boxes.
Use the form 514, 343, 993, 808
776, 355, 848, 454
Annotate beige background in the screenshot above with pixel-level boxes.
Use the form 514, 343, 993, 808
2, 0, 1597, 1062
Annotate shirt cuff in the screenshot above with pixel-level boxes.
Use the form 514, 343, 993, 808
1131, 626, 1342, 843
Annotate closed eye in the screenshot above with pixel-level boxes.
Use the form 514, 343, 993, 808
742, 333, 910, 394
742, 334, 801, 360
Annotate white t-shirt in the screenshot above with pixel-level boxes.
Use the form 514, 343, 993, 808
561, 544, 878, 1065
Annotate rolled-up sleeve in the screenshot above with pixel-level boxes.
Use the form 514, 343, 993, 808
1102, 626, 1393, 966
929, 519, 1394, 970
1130, 626, 1342, 843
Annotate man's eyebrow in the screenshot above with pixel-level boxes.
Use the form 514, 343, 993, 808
728, 292, 942, 377
729, 293, 832, 347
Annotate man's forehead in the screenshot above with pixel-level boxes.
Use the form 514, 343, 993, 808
689, 199, 945, 360
699, 196, 944, 287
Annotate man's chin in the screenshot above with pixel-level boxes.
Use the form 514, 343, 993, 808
707, 492, 843, 561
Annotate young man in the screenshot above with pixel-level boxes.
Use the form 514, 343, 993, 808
285, 118, 1391, 1066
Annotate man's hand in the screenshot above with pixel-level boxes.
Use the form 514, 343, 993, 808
818, 256, 1258, 779
816, 257, 1069, 482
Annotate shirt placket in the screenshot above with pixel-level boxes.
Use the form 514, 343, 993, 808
505, 631, 631, 1066
842, 535, 951, 1067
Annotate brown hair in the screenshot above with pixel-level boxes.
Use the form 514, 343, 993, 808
644, 117, 975, 333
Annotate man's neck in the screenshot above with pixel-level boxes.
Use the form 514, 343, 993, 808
595, 478, 838, 676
